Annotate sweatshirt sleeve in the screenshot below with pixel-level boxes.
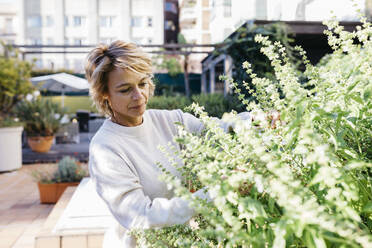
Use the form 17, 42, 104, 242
89, 142, 195, 230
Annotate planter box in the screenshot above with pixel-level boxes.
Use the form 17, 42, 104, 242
38, 182, 80, 204
0, 126, 23, 172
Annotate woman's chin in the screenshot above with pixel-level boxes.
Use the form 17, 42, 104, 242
129, 105, 146, 116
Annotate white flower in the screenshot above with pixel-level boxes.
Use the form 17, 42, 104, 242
54, 113, 61, 119
26, 94, 33, 101
254, 177, 264, 193
33, 91, 40, 97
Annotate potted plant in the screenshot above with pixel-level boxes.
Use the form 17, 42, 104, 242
31, 156, 88, 203
0, 41, 34, 172
15, 97, 67, 153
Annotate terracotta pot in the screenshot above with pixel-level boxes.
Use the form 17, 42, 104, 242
27, 136, 54, 153
37, 182, 80, 204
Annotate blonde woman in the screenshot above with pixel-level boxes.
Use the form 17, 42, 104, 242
85, 41, 248, 247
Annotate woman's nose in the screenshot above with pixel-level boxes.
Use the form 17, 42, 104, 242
131, 87, 143, 100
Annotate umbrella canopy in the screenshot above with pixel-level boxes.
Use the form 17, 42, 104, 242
31, 73, 89, 93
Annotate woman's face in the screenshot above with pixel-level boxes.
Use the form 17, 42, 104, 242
106, 67, 150, 126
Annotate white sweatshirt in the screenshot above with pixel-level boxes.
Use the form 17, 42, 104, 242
89, 109, 249, 247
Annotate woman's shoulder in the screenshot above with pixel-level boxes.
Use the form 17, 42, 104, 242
146, 109, 183, 124
89, 120, 118, 147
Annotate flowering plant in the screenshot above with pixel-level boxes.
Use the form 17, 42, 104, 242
132, 12, 372, 248
15, 97, 67, 137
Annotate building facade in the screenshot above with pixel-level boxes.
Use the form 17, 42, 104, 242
178, 0, 212, 73
178, 0, 368, 74
0, 0, 165, 72
0, 0, 18, 45
208, 0, 367, 43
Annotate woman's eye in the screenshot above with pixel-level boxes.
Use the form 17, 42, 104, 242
120, 88, 129, 93
139, 82, 147, 87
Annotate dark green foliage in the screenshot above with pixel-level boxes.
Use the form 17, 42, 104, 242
191, 93, 245, 118
153, 55, 183, 77
147, 93, 245, 118
215, 22, 300, 100
147, 95, 191, 111
0, 42, 34, 127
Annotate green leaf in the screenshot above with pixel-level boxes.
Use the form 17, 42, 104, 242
362, 201, 372, 214
305, 230, 326, 248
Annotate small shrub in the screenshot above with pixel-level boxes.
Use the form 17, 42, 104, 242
31, 156, 88, 184
53, 156, 88, 183
15, 98, 67, 136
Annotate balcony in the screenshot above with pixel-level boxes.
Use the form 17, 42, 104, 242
180, 7, 197, 24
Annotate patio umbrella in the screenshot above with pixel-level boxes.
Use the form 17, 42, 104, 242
31, 73, 89, 107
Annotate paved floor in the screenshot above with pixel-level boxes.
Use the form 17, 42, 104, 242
0, 164, 68, 248
0, 132, 95, 247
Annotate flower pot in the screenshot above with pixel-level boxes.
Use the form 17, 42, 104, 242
0, 126, 23, 172
37, 182, 80, 204
27, 136, 54, 153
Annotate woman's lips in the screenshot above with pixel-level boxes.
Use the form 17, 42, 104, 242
130, 103, 144, 109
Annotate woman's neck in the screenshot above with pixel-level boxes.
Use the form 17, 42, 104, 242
111, 115, 143, 127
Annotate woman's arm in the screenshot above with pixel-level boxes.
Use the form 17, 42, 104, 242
176, 109, 251, 134
89, 142, 195, 230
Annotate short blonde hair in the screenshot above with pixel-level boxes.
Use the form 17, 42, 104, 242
84, 40, 155, 117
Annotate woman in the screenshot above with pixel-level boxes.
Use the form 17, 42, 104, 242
85, 41, 245, 247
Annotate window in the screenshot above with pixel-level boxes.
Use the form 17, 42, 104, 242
74, 59, 83, 72
132, 37, 143, 45
73, 16, 85, 27
46, 16, 54, 27
223, 0, 232, 17
74, 38, 85, 45
148, 38, 152, 44
47, 38, 53, 45
64, 37, 69, 45
165, 20, 175, 31
147, 17, 152, 27
28, 38, 42, 45
100, 16, 115, 27
64, 59, 70, 69
99, 37, 115, 44
131, 17, 142, 27
211, 0, 216, 20
64, 16, 69, 26
5, 18, 13, 33
165, 2, 177, 14
27, 15, 42, 27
